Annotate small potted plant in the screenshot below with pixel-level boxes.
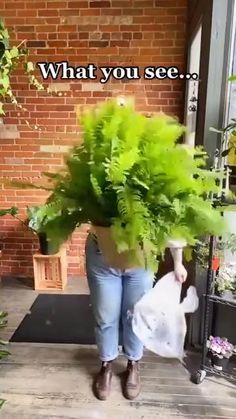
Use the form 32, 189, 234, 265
215, 263, 236, 299
207, 336, 236, 371
0, 205, 63, 255
26, 206, 60, 255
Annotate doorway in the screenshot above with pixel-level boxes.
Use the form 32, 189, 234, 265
185, 0, 235, 347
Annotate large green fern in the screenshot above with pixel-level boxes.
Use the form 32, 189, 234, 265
14, 99, 225, 269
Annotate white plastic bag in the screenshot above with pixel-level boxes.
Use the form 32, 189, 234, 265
132, 272, 199, 360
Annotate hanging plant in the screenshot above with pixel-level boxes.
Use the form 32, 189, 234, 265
0, 19, 45, 117
0, 18, 59, 128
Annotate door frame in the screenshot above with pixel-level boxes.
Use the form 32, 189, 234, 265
186, 0, 235, 347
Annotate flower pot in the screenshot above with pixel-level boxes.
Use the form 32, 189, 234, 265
221, 290, 234, 300
216, 290, 234, 300
212, 354, 229, 371
212, 257, 220, 271
38, 232, 60, 255
92, 226, 148, 270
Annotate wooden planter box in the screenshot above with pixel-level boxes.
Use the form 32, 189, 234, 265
33, 247, 67, 291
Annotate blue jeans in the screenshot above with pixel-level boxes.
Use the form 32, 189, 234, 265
85, 234, 153, 362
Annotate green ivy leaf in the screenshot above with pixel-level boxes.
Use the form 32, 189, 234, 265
222, 148, 232, 157
10, 46, 19, 58
26, 61, 34, 72
0, 29, 9, 39
0, 102, 5, 115
0, 399, 5, 409
184, 246, 193, 262
1, 75, 10, 89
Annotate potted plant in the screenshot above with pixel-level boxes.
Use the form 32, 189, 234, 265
11, 99, 227, 270
0, 18, 45, 120
215, 263, 236, 299
195, 234, 236, 270
26, 206, 61, 255
0, 205, 62, 255
207, 336, 236, 371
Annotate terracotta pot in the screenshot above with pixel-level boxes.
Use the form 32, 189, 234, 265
92, 225, 147, 270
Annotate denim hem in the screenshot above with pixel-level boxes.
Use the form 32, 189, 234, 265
123, 353, 143, 362
99, 354, 118, 362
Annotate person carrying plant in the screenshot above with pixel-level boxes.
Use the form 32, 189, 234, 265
85, 232, 187, 401
19, 100, 224, 400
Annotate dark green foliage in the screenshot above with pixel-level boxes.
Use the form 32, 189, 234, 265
0, 311, 9, 409
0, 311, 9, 360
15, 100, 225, 269
0, 207, 18, 217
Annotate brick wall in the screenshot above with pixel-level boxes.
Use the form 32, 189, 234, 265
0, 0, 187, 279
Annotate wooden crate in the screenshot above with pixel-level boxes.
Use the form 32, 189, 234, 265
33, 247, 67, 291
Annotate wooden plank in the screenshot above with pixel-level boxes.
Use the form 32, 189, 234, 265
1, 392, 236, 419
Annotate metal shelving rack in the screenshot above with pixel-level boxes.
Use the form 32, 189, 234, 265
191, 232, 236, 384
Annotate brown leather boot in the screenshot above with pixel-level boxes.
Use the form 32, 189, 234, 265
94, 361, 113, 401
123, 360, 141, 400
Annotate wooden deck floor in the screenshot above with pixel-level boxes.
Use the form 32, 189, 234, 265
0, 278, 236, 419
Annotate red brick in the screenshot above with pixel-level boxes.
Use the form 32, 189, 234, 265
120, 25, 140, 31
124, 8, 143, 15
133, 16, 156, 24
80, 9, 100, 15
103, 8, 121, 15
100, 25, 119, 32
38, 10, 59, 17
59, 9, 81, 16
112, 1, 132, 6
47, 1, 67, 7
36, 25, 57, 32
68, 1, 89, 6
48, 41, 68, 47
90, 1, 110, 7
89, 40, 109, 48
5, 2, 25, 8
16, 25, 34, 32
18, 10, 37, 17
1, 10, 17, 16
134, 0, 154, 5
110, 40, 130, 47
26, 40, 46, 47
58, 25, 77, 32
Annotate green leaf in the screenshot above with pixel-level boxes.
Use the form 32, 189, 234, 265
0, 207, 18, 217
26, 61, 34, 72
184, 246, 193, 262
1, 75, 9, 89
222, 148, 232, 157
228, 75, 236, 81
10, 46, 19, 58
0, 399, 5, 409
0, 102, 5, 115
209, 127, 223, 134
0, 350, 10, 358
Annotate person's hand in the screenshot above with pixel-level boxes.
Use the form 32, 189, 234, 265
174, 263, 187, 283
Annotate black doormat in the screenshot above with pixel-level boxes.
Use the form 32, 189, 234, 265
10, 294, 111, 345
